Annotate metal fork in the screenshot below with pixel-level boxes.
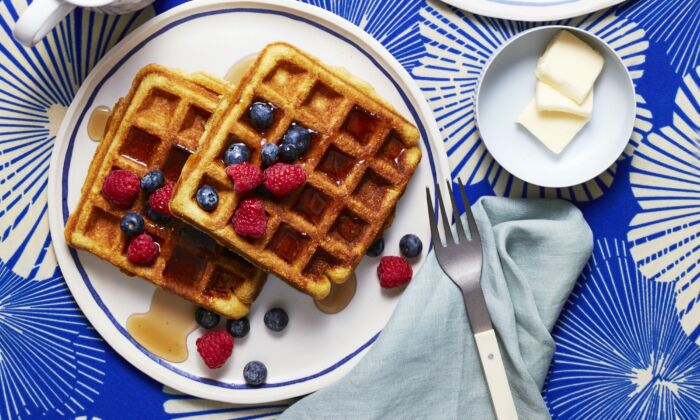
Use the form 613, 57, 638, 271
426, 179, 518, 420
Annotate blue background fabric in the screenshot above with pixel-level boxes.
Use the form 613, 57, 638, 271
0, 0, 698, 418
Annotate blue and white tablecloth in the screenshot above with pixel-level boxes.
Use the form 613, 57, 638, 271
0, 0, 698, 418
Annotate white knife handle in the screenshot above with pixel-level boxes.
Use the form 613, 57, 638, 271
474, 329, 518, 420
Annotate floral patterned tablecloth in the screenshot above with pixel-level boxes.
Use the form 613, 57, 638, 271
0, 0, 698, 418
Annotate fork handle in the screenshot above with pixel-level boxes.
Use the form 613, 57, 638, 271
474, 329, 519, 420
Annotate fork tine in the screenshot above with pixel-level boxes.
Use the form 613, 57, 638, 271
435, 183, 455, 245
458, 178, 480, 242
425, 187, 442, 248
446, 180, 467, 243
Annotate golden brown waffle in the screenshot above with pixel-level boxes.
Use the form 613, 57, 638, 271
65, 64, 266, 319
170, 43, 422, 299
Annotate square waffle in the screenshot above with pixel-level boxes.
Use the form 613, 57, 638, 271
170, 43, 422, 299
65, 64, 267, 319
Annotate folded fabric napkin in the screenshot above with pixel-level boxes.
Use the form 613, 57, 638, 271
280, 196, 593, 420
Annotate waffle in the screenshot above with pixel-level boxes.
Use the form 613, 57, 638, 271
65, 64, 267, 319
170, 43, 422, 299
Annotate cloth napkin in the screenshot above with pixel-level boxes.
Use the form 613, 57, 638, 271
280, 196, 593, 419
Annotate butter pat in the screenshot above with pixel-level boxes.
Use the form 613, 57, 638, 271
536, 30, 604, 104
517, 99, 589, 154
536, 81, 593, 117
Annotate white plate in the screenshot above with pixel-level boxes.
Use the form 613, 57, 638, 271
47, 0, 450, 404
475, 26, 635, 188
442, 0, 627, 21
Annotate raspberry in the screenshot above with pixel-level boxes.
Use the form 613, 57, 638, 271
149, 182, 175, 217
225, 163, 263, 194
101, 170, 140, 208
263, 163, 306, 197
127, 233, 159, 265
196, 330, 234, 369
232, 198, 267, 238
377, 256, 412, 288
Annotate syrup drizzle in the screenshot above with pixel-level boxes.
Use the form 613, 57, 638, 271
225, 54, 259, 86
314, 272, 357, 314
87, 105, 111, 142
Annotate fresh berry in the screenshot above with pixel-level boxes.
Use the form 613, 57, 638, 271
243, 361, 267, 386
225, 163, 264, 194
147, 205, 171, 224
232, 198, 268, 238
127, 233, 159, 265
263, 163, 306, 198
261, 143, 279, 166
278, 142, 300, 163
196, 330, 234, 369
377, 256, 412, 288
102, 170, 140, 208
140, 169, 164, 193
196, 307, 220, 329
196, 185, 219, 211
223, 143, 250, 166
399, 234, 423, 258
366, 237, 384, 257
227, 317, 250, 338
120, 212, 144, 236
149, 182, 175, 217
264, 308, 288, 332
248, 102, 275, 131
282, 124, 311, 155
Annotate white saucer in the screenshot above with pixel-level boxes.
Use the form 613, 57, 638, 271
476, 26, 636, 189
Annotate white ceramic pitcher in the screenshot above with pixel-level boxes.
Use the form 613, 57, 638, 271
13, 0, 154, 47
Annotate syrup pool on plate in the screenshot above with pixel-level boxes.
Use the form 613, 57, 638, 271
314, 272, 357, 314
225, 54, 258, 85
126, 288, 198, 363
87, 105, 111, 142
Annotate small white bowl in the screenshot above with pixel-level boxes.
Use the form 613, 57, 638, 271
476, 25, 636, 188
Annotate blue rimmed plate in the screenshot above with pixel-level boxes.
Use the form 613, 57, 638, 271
47, 0, 450, 404
442, 0, 628, 21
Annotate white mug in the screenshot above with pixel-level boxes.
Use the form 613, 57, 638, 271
13, 0, 155, 47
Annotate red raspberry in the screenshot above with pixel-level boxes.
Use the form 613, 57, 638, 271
232, 198, 267, 238
149, 182, 175, 217
377, 256, 412, 288
225, 163, 263, 194
127, 233, 159, 265
263, 163, 306, 197
101, 170, 140, 208
196, 330, 234, 369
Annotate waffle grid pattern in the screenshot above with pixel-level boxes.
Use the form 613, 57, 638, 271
171, 44, 421, 299
65, 65, 266, 318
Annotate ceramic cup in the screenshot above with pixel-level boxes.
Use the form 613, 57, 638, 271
13, 0, 154, 47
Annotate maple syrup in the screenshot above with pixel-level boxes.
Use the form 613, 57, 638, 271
268, 225, 308, 263
334, 212, 366, 243
294, 187, 329, 224
119, 127, 160, 166
126, 288, 197, 363
314, 272, 357, 314
380, 134, 406, 169
318, 147, 356, 185
225, 54, 259, 86
87, 105, 111, 142
162, 145, 192, 181
343, 107, 378, 145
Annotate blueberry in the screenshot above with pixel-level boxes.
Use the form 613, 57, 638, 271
366, 237, 384, 257
399, 234, 423, 258
243, 361, 267, 386
227, 317, 250, 338
248, 102, 275, 131
147, 205, 171, 224
282, 124, 311, 155
223, 143, 250, 166
278, 143, 299, 163
120, 212, 144, 236
141, 170, 164, 193
196, 307, 220, 329
261, 143, 279, 166
264, 308, 288, 332
196, 185, 218, 211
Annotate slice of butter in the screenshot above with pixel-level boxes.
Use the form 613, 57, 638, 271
535, 30, 604, 104
517, 98, 589, 154
536, 81, 593, 117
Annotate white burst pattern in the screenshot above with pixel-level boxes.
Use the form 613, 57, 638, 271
627, 66, 700, 345
0, 263, 107, 418
161, 386, 293, 419
410, 1, 653, 201
620, 0, 700, 76
544, 238, 700, 419
0, 1, 154, 280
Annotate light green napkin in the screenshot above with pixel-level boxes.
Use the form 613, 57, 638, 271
281, 196, 593, 420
